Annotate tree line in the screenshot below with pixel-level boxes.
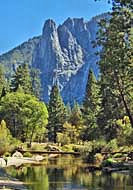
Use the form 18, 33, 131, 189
0, 0, 132, 149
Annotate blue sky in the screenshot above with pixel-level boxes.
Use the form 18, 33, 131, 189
0, 0, 111, 55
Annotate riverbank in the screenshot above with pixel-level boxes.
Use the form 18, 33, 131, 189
0, 167, 27, 190
0, 153, 48, 190
0, 179, 27, 190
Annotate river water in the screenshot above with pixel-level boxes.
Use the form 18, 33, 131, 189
6, 156, 133, 190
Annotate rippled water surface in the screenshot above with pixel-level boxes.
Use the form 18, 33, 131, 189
6, 156, 133, 190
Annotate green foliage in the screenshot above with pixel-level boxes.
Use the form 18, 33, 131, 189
105, 139, 118, 152
95, 0, 133, 140
0, 120, 15, 155
0, 92, 48, 143
102, 158, 117, 167
4, 152, 11, 157
82, 70, 101, 141
23, 152, 32, 157
94, 153, 104, 165
0, 65, 9, 99
63, 122, 82, 144
56, 132, 70, 145
0, 65, 5, 97
31, 68, 42, 99
69, 102, 83, 126
11, 63, 33, 94
61, 144, 74, 152
47, 85, 67, 143
116, 116, 133, 145
31, 143, 45, 151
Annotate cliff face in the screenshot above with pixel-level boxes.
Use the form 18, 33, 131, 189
32, 17, 101, 103
0, 37, 40, 78
0, 14, 107, 104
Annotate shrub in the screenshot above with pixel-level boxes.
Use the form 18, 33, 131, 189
61, 144, 74, 152
102, 158, 117, 167
56, 132, 70, 146
31, 143, 44, 151
105, 139, 118, 152
94, 153, 104, 165
4, 152, 11, 157
0, 120, 20, 155
23, 152, 32, 157
72, 145, 85, 152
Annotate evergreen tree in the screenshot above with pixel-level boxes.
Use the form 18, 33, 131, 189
68, 102, 83, 143
0, 66, 6, 98
47, 85, 67, 143
82, 70, 101, 140
95, 0, 133, 133
31, 68, 42, 99
11, 63, 33, 94
69, 102, 83, 127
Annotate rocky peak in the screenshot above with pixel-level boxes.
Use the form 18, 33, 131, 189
42, 19, 57, 36
0, 14, 109, 104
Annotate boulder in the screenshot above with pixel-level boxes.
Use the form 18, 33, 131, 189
33, 155, 44, 161
0, 158, 6, 167
12, 151, 23, 158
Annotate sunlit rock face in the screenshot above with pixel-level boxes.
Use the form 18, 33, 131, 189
32, 16, 103, 104
0, 14, 108, 104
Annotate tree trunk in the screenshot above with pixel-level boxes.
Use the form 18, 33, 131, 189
115, 72, 133, 127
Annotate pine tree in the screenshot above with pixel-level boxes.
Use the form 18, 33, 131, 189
11, 63, 33, 94
31, 68, 42, 99
95, 0, 133, 132
47, 85, 67, 143
68, 102, 83, 143
82, 70, 101, 140
69, 102, 83, 127
0, 66, 6, 98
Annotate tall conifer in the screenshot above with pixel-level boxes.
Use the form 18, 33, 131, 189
82, 70, 101, 140
47, 85, 67, 143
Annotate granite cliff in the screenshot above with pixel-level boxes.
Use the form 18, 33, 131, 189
0, 13, 108, 104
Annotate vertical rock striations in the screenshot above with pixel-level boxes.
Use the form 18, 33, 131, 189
32, 16, 102, 103
0, 13, 108, 104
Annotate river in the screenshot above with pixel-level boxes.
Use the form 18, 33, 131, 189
5, 155, 133, 190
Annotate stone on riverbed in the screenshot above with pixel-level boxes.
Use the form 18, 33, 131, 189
0, 158, 6, 167
33, 155, 44, 161
12, 151, 23, 158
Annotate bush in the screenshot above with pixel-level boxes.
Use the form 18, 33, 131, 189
102, 158, 117, 167
80, 140, 106, 162
105, 139, 118, 152
4, 152, 11, 157
0, 120, 21, 155
31, 143, 44, 151
23, 152, 32, 157
94, 153, 104, 165
72, 144, 85, 152
61, 144, 74, 152
56, 132, 70, 146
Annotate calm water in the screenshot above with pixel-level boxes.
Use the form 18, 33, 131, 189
6, 156, 133, 190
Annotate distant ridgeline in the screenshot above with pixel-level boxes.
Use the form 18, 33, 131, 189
0, 13, 108, 104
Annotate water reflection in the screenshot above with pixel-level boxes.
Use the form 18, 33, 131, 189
5, 156, 133, 190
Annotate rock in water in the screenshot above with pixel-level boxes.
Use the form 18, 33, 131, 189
12, 151, 23, 158
0, 158, 6, 167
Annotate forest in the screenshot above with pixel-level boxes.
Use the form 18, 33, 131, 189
0, 0, 132, 161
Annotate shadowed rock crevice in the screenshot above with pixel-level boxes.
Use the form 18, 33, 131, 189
0, 13, 108, 104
